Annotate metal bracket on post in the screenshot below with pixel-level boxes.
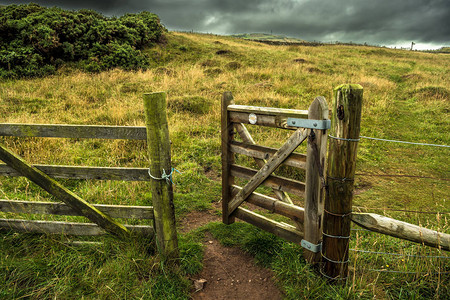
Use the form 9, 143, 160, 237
287, 118, 331, 130
301, 239, 322, 253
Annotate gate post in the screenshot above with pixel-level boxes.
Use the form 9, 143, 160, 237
304, 96, 329, 264
221, 91, 235, 224
322, 85, 363, 281
143, 92, 179, 260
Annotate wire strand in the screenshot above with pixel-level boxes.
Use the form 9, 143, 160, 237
352, 206, 450, 215
359, 136, 450, 148
368, 269, 450, 275
350, 249, 450, 259
355, 173, 450, 181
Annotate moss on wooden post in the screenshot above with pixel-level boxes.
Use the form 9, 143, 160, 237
143, 92, 179, 260
322, 84, 363, 281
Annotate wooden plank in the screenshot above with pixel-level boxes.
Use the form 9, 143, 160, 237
234, 123, 293, 204
304, 96, 329, 264
0, 164, 150, 181
0, 219, 153, 236
228, 128, 308, 215
144, 92, 179, 259
234, 207, 303, 244
230, 111, 298, 130
227, 105, 308, 118
322, 84, 363, 280
0, 123, 147, 140
0, 200, 154, 219
221, 92, 236, 224
351, 213, 450, 251
229, 141, 307, 169
0, 144, 129, 237
231, 186, 304, 223
230, 165, 305, 196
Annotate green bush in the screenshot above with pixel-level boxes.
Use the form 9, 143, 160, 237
0, 4, 165, 78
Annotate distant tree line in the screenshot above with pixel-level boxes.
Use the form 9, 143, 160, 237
0, 4, 165, 79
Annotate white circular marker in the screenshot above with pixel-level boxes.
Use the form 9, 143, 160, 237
249, 113, 257, 124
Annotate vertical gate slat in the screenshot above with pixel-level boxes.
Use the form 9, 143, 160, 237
221, 92, 235, 224
304, 96, 329, 264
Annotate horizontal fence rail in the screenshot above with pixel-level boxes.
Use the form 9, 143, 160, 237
0, 199, 154, 219
351, 212, 450, 251
0, 164, 150, 181
0, 123, 147, 140
0, 219, 153, 236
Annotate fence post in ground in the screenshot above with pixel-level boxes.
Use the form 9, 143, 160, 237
322, 84, 363, 281
221, 92, 236, 225
143, 92, 179, 260
304, 96, 329, 264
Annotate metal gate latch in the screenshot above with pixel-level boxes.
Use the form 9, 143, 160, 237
287, 118, 331, 130
301, 239, 322, 253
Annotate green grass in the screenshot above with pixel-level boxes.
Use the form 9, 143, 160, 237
0, 31, 449, 298
0, 232, 203, 299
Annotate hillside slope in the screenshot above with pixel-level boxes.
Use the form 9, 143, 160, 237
0, 31, 449, 299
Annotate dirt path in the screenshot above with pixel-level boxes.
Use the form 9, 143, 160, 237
180, 209, 283, 300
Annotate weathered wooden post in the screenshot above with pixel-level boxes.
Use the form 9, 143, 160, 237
322, 84, 363, 281
143, 92, 179, 260
303, 96, 329, 264
221, 92, 235, 225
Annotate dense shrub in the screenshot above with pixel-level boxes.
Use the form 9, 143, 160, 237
0, 4, 165, 78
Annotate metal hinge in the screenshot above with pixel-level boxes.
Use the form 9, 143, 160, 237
301, 239, 322, 253
287, 118, 331, 130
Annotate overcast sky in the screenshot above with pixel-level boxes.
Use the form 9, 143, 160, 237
1, 0, 449, 49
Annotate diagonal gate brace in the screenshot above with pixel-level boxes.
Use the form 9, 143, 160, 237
234, 122, 293, 205
0, 143, 129, 237
228, 128, 308, 215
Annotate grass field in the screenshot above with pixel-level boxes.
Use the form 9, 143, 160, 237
0, 31, 449, 299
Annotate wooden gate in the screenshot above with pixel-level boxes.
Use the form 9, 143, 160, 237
221, 91, 329, 264
223, 85, 450, 281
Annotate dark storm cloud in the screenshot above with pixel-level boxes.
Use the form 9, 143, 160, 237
1, 0, 448, 46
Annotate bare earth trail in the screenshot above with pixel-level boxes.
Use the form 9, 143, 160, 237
180, 207, 283, 300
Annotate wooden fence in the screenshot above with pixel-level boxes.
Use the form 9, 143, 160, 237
222, 85, 449, 281
1, 86, 448, 279
0, 92, 178, 259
